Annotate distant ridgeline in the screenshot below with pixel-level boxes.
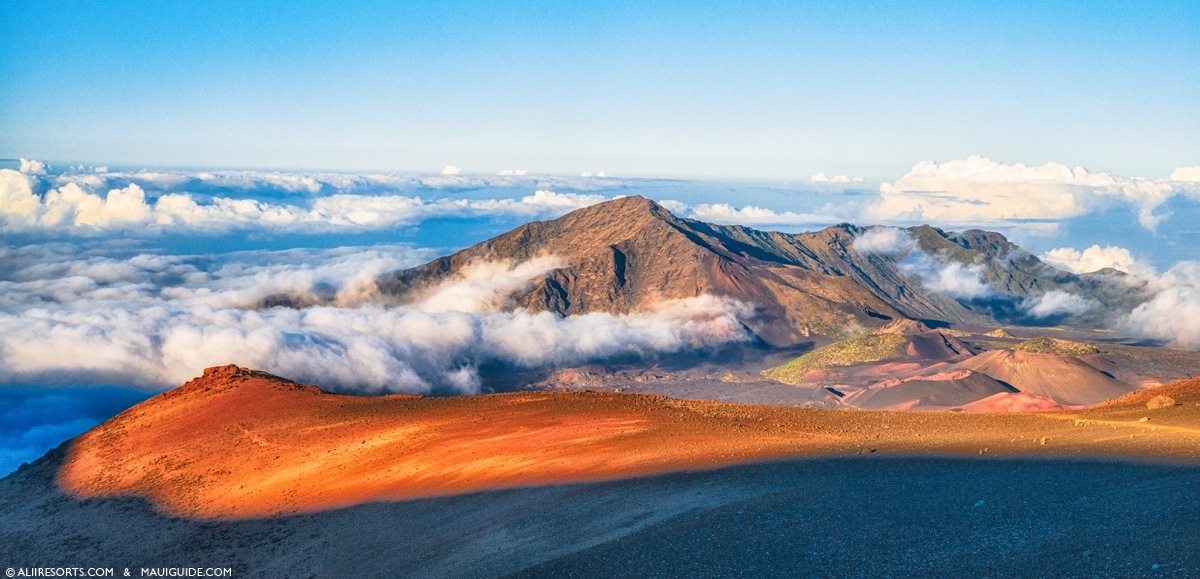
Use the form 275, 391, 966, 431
375, 196, 1146, 347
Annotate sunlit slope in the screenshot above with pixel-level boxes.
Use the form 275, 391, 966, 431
58, 366, 829, 518
762, 333, 909, 384
376, 196, 903, 347
761, 319, 974, 385
58, 366, 1200, 520
378, 197, 1145, 339
948, 349, 1134, 405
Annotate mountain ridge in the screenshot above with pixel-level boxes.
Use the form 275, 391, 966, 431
377, 196, 1141, 345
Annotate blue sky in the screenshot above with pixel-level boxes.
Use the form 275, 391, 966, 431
3, 0, 1197, 178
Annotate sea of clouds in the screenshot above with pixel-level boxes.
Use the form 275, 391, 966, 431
4, 157, 1200, 380
5, 157, 1200, 476
6, 156, 1200, 236
870, 155, 1200, 231
0, 242, 754, 394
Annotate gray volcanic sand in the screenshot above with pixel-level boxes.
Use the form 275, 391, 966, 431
2, 449, 1198, 578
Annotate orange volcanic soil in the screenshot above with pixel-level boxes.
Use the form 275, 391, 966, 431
59, 366, 1200, 520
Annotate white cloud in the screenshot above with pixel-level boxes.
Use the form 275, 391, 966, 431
686, 203, 835, 226
1171, 166, 1200, 182
1126, 285, 1200, 348
651, 199, 839, 227
809, 173, 863, 183
900, 252, 991, 300
869, 156, 1197, 230
1020, 290, 1096, 319
0, 170, 42, 220
1122, 261, 1200, 349
456, 190, 611, 217
441, 165, 462, 176
1041, 245, 1155, 278
655, 199, 691, 215
0, 173, 621, 234
55, 168, 624, 196
19, 158, 47, 175
0, 245, 753, 394
515, 189, 608, 209
852, 227, 916, 254
498, 169, 527, 176
414, 256, 566, 314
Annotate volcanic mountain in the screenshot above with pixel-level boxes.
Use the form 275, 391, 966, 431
379, 196, 902, 346
377, 196, 1142, 347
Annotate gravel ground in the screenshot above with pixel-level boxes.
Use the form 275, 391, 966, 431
3, 451, 1197, 578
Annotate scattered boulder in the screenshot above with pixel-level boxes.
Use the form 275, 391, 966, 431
1147, 395, 1176, 410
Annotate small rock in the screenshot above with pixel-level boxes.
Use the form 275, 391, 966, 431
1151, 564, 1159, 569
1083, 551, 1092, 557
1138, 417, 1150, 422
973, 500, 984, 507
1147, 396, 1175, 410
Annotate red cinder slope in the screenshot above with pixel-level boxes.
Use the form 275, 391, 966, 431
58, 366, 826, 518
58, 366, 1200, 520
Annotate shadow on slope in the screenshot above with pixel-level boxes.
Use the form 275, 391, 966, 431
3, 448, 1198, 579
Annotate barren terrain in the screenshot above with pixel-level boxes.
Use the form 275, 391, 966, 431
5, 365, 1200, 577
54, 365, 1200, 519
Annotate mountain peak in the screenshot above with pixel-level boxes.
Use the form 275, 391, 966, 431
551, 195, 679, 229
593, 194, 661, 213
377, 193, 905, 345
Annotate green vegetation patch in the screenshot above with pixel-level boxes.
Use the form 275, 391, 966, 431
763, 333, 909, 385
1013, 336, 1099, 356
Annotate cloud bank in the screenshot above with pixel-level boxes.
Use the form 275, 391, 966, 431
0, 168, 616, 233
669, 201, 837, 227
1041, 245, 1155, 278
7, 157, 1200, 238
869, 156, 1200, 230
1123, 261, 1200, 349
0, 244, 753, 394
